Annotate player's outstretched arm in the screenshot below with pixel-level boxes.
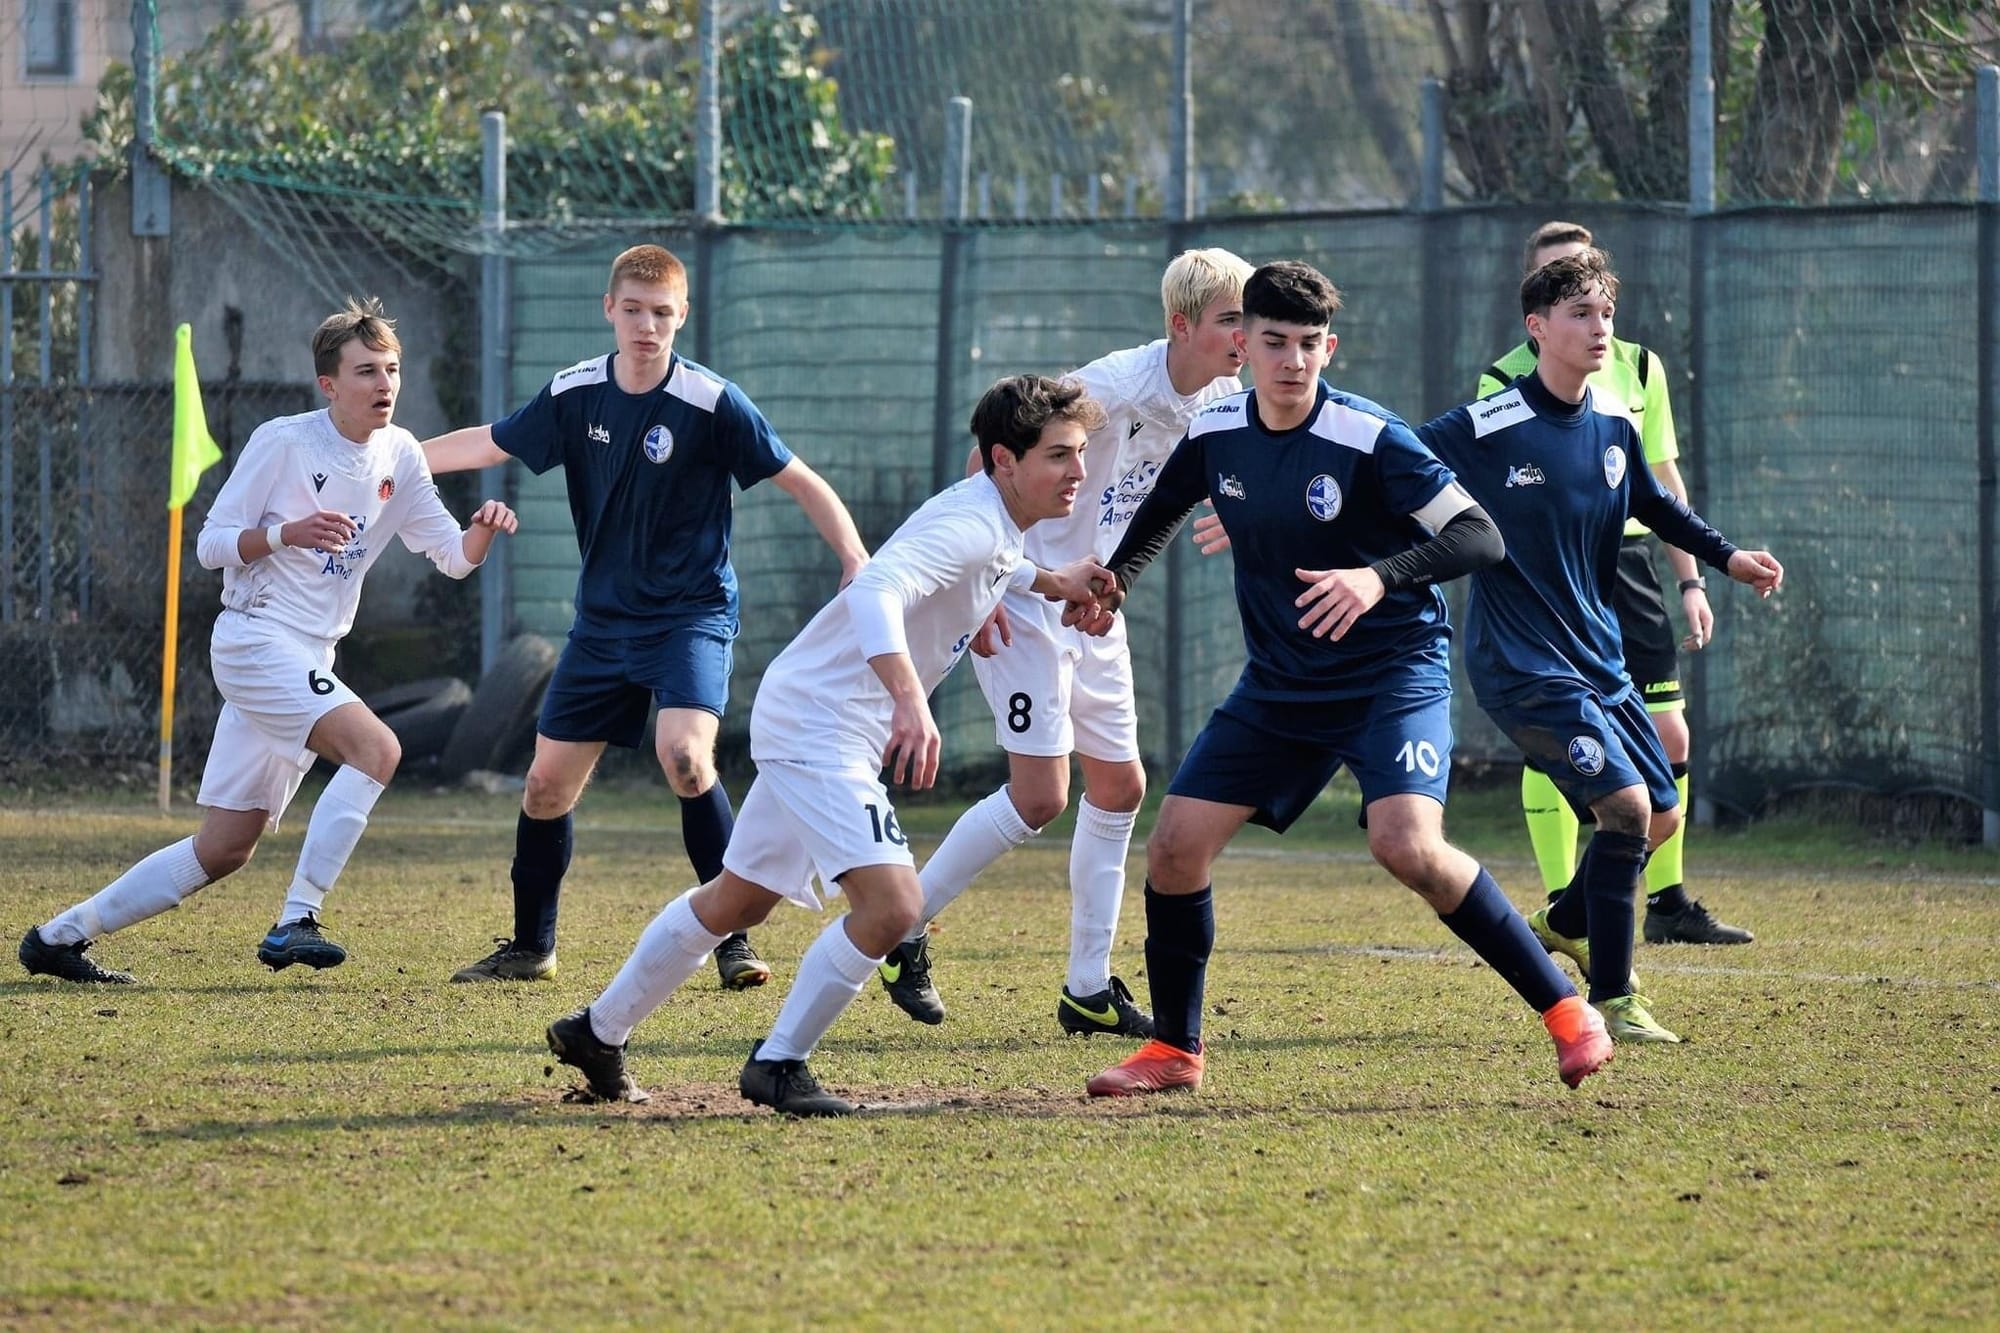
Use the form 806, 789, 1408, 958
771, 458, 869, 586
459, 500, 519, 568
422, 425, 508, 476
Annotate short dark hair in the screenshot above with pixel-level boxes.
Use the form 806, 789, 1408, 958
1242, 261, 1343, 328
313, 296, 400, 377
970, 375, 1108, 473
1522, 220, 1593, 275
1521, 248, 1620, 318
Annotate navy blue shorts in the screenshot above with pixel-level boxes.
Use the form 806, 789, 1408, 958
1166, 686, 1454, 833
538, 623, 734, 749
1485, 680, 1677, 815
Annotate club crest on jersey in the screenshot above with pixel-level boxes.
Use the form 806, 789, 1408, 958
1603, 445, 1627, 489
1217, 474, 1246, 501
1305, 474, 1342, 522
1567, 735, 1607, 776
643, 424, 674, 464
1506, 464, 1546, 487
376, 476, 395, 501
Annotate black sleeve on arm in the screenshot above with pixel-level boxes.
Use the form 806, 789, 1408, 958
1369, 504, 1505, 592
1106, 440, 1207, 594
1630, 489, 1738, 571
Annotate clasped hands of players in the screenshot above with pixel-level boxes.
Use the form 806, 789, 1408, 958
885, 557, 1113, 787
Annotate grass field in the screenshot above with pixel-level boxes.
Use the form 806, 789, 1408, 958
3, 778, 1997, 1328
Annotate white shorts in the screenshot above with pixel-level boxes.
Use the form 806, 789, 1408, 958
970, 595, 1138, 761
196, 610, 360, 829
721, 759, 915, 910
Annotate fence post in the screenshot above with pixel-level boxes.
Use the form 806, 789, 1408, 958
1688, 0, 1719, 825
1163, 0, 1195, 770
1417, 79, 1450, 419
1, 171, 13, 623
696, 0, 721, 223
931, 99, 973, 492
1689, 0, 1717, 216
1167, 0, 1195, 224
478, 111, 511, 677
128, 0, 170, 237
1978, 65, 1998, 845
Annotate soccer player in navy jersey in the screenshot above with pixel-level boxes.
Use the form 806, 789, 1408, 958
1075, 260, 1615, 1098
1420, 248, 1782, 1044
424, 245, 868, 989
1478, 221, 1752, 950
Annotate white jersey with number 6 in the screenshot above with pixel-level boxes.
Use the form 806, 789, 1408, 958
751, 472, 1036, 767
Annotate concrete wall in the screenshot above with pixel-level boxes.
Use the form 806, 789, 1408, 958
90, 172, 472, 632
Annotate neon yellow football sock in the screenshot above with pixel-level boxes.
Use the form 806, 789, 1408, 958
1521, 766, 1581, 896
1646, 770, 1691, 895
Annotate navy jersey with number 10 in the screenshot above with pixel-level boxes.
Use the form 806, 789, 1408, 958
1126, 381, 1460, 701
493, 351, 795, 638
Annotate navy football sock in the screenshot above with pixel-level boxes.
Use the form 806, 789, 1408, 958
1438, 867, 1572, 1012
1582, 830, 1650, 1004
1142, 882, 1213, 1054
678, 781, 736, 884
510, 810, 573, 955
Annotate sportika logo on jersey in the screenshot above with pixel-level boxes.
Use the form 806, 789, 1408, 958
1305, 474, 1342, 522
644, 424, 674, 463
1217, 474, 1245, 500
1602, 445, 1627, 489
586, 423, 611, 444
1506, 465, 1546, 487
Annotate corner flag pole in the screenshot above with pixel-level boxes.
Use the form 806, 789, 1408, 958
160, 324, 221, 811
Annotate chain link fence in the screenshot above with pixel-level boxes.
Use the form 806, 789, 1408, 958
2, 2, 1997, 833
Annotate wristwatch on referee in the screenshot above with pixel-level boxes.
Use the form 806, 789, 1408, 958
1679, 576, 1708, 593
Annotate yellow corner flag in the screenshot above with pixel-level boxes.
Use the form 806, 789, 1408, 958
169, 323, 221, 510
161, 322, 221, 809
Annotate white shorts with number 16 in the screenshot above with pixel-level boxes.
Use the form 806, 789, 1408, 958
722, 759, 915, 910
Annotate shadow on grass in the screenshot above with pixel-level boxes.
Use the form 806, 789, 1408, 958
208, 1040, 539, 1065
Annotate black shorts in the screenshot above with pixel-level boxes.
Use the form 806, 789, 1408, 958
1615, 536, 1682, 711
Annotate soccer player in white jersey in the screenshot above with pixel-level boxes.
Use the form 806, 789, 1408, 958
876, 248, 1254, 1038
17, 299, 516, 983
543, 375, 1113, 1114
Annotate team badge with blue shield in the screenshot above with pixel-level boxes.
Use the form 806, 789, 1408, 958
1305, 473, 1343, 521
1602, 445, 1626, 489
643, 424, 674, 464
1568, 735, 1607, 776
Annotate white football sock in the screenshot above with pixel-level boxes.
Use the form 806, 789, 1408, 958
757, 918, 880, 1063
1066, 798, 1136, 996
41, 836, 210, 945
589, 889, 720, 1047
279, 766, 385, 925
913, 785, 1040, 937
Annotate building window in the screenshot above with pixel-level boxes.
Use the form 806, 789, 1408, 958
25, 0, 78, 80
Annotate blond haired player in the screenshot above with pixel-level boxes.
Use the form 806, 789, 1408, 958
19, 299, 516, 982
876, 248, 1254, 1038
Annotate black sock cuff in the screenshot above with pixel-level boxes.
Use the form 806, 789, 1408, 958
1670, 762, 1690, 780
